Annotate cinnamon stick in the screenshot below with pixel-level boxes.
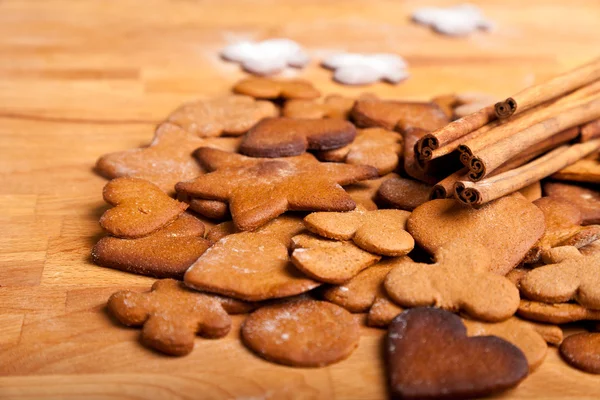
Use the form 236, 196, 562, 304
432, 127, 579, 199
430, 168, 468, 199
454, 139, 600, 207
493, 126, 580, 174
494, 57, 600, 118
458, 80, 600, 168
580, 118, 600, 142
414, 104, 496, 162
467, 96, 600, 181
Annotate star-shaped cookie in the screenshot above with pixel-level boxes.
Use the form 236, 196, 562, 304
96, 123, 241, 194
176, 148, 378, 231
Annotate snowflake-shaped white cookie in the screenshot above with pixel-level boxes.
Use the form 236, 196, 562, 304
412, 4, 494, 36
221, 38, 310, 76
322, 53, 409, 86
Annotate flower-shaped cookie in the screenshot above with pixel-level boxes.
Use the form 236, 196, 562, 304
322, 53, 409, 85
412, 4, 493, 36
221, 38, 309, 75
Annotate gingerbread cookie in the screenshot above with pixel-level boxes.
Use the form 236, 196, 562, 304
387, 308, 528, 400
518, 299, 600, 324
239, 117, 357, 158
107, 279, 232, 356
351, 99, 449, 132
384, 242, 520, 321
96, 123, 241, 194
100, 177, 188, 238
524, 197, 600, 263
407, 193, 545, 275
93, 212, 210, 279
282, 95, 356, 119
520, 248, 600, 309
559, 332, 600, 374
167, 95, 278, 137
367, 294, 404, 327
322, 260, 397, 312
233, 77, 320, 100
304, 208, 413, 256
317, 128, 403, 175
241, 299, 360, 367
544, 182, 600, 225
346, 173, 399, 211
463, 317, 563, 370
184, 216, 320, 301
178, 149, 377, 231
377, 176, 432, 211
290, 233, 380, 284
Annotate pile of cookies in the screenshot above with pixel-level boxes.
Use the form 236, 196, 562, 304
93, 76, 600, 399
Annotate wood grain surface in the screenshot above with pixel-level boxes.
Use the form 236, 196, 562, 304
1, 0, 600, 398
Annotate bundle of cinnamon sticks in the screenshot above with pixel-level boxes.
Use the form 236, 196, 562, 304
415, 57, 600, 206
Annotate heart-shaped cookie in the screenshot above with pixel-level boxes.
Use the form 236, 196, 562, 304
100, 177, 188, 238
387, 307, 529, 400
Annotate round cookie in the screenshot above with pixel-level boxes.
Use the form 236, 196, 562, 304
241, 299, 360, 367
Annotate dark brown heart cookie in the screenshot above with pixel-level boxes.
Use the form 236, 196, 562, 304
387, 307, 529, 400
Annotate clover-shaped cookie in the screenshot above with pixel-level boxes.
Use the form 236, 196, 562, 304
107, 279, 232, 356
167, 95, 278, 137
544, 182, 600, 225
322, 53, 409, 85
351, 98, 449, 132
290, 233, 381, 284
525, 197, 600, 263
304, 208, 414, 256
96, 123, 241, 194
177, 149, 377, 231
412, 4, 493, 36
100, 177, 188, 238
387, 308, 528, 400
221, 38, 309, 76
184, 216, 321, 301
317, 128, 403, 175
407, 193, 545, 275
93, 213, 211, 279
520, 248, 600, 309
233, 77, 320, 100
239, 117, 357, 158
384, 242, 520, 321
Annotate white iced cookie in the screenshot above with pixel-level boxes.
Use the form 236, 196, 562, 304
221, 38, 310, 76
412, 4, 494, 36
322, 53, 409, 86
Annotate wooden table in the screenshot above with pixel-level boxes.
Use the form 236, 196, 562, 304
1, 0, 599, 398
